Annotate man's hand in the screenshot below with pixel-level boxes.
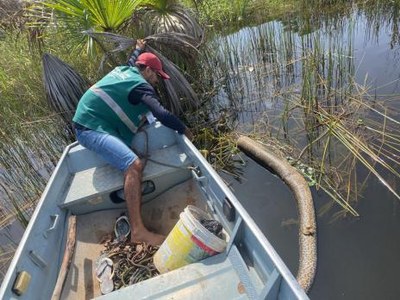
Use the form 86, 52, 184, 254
136, 39, 146, 51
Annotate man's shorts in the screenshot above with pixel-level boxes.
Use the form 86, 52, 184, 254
75, 127, 138, 172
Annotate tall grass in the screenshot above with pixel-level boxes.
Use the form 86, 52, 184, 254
185, 0, 256, 28
199, 5, 400, 217
0, 32, 81, 227
0, 37, 46, 132
0, 243, 16, 281
0, 87, 72, 284
0, 121, 72, 228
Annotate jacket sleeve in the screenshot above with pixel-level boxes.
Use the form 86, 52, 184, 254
128, 84, 186, 134
127, 48, 142, 66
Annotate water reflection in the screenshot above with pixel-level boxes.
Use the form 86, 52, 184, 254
224, 156, 400, 299
208, 4, 400, 108
209, 2, 400, 298
204, 4, 400, 215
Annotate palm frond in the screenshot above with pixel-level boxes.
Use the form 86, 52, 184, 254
145, 31, 201, 60
33, 0, 141, 31
141, 3, 203, 42
83, 30, 201, 61
82, 30, 135, 68
82, 30, 200, 113
42, 53, 90, 125
83, 30, 135, 53
27, 0, 143, 54
148, 45, 199, 113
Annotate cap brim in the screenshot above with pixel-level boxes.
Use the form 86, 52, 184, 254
157, 70, 170, 80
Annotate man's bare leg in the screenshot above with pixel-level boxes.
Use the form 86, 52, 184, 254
124, 159, 165, 245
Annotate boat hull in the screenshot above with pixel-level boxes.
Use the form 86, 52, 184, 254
0, 122, 308, 299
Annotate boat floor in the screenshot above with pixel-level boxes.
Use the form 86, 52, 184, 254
61, 179, 207, 300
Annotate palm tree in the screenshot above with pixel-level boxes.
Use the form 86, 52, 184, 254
83, 30, 200, 113
138, 0, 203, 42
35, 0, 141, 32
35, 0, 203, 120
28, 0, 203, 52
26, 0, 143, 55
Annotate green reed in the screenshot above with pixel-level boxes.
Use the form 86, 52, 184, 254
199, 7, 400, 217
0, 243, 16, 281
0, 120, 72, 229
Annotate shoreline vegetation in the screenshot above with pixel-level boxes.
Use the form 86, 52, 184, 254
1, 0, 400, 282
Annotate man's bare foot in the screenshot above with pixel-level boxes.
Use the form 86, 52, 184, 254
131, 228, 165, 246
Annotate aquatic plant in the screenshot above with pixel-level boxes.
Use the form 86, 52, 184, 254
199, 10, 400, 216
0, 121, 72, 228
0, 244, 16, 281
194, 127, 245, 180
186, 0, 256, 27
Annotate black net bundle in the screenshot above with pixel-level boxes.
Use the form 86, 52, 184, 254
200, 219, 223, 239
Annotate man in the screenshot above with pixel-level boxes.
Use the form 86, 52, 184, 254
73, 40, 193, 246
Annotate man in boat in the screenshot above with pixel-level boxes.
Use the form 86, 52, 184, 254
72, 40, 193, 246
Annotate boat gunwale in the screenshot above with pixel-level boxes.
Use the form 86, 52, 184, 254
180, 136, 309, 299
0, 142, 78, 297
1, 130, 309, 299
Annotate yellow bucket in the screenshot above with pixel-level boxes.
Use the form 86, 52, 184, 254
153, 205, 227, 273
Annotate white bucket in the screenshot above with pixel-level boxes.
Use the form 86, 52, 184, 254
153, 205, 227, 273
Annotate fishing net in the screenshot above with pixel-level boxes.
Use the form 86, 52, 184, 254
99, 236, 159, 291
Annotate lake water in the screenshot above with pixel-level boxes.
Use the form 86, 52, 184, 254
217, 3, 400, 299
224, 156, 400, 299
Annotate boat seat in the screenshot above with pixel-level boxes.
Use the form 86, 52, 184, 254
60, 144, 192, 214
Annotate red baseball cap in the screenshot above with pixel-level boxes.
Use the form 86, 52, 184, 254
136, 52, 170, 80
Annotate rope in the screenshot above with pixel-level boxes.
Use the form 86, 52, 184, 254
100, 238, 159, 290
132, 125, 193, 171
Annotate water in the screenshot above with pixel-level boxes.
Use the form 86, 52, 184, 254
352, 14, 400, 96
1, 2, 399, 297
224, 156, 400, 299
0, 221, 24, 280
216, 3, 400, 299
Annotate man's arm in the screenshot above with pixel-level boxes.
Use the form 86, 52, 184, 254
127, 39, 146, 66
128, 84, 188, 134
